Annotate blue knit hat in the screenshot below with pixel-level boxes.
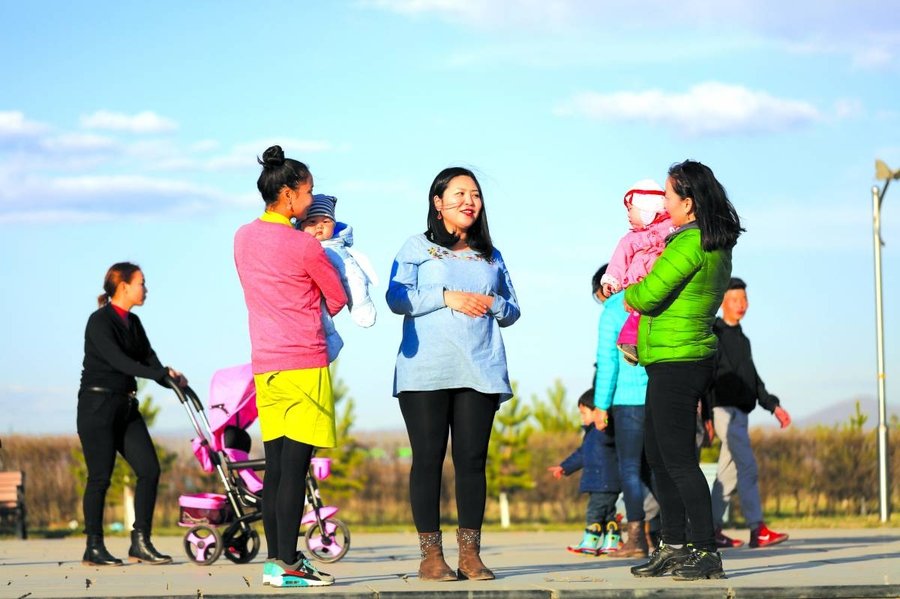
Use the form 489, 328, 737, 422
305, 194, 337, 221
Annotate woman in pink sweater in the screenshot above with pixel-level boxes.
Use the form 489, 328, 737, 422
233, 145, 347, 588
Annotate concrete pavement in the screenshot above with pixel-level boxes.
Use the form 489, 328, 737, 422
1, 528, 899, 598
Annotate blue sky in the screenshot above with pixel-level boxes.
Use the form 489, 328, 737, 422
1, 0, 898, 435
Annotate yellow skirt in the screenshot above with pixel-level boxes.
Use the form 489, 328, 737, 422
253, 367, 336, 448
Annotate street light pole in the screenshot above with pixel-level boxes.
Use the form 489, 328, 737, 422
873, 159, 898, 523
872, 183, 889, 523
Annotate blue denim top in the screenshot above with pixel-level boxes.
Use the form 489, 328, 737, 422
386, 234, 520, 402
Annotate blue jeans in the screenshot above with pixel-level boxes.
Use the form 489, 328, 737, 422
586, 491, 619, 527
611, 405, 650, 522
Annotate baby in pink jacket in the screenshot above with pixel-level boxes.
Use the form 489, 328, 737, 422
600, 180, 673, 364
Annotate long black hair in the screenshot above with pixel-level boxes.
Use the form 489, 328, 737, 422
668, 160, 744, 251
256, 145, 311, 205
425, 166, 494, 258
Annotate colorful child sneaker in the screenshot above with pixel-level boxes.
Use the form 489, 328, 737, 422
749, 523, 789, 548
270, 555, 335, 587
567, 523, 603, 556
599, 520, 623, 554
714, 528, 745, 549
617, 343, 639, 365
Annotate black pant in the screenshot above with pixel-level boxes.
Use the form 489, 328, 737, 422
643, 359, 716, 551
77, 390, 160, 536
262, 436, 314, 562
399, 389, 497, 532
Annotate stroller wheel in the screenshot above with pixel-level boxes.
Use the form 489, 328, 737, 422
183, 524, 223, 565
304, 517, 350, 563
223, 523, 261, 564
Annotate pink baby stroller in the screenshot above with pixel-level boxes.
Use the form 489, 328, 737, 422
168, 365, 350, 566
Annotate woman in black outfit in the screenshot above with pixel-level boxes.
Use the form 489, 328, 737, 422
78, 262, 186, 566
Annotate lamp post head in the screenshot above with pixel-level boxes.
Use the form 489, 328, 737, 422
875, 159, 900, 181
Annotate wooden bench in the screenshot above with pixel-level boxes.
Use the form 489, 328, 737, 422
0, 471, 27, 539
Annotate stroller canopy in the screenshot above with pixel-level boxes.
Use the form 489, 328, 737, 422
206, 363, 257, 452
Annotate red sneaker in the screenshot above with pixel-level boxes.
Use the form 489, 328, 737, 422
714, 528, 745, 548
750, 524, 789, 548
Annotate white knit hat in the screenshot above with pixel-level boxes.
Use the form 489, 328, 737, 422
624, 179, 666, 226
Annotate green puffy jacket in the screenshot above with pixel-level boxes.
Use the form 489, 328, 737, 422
624, 224, 732, 365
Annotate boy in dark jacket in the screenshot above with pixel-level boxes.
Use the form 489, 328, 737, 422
548, 389, 622, 555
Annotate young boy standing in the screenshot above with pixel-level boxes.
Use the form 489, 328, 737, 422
707, 277, 791, 549
548, 389, 622, 556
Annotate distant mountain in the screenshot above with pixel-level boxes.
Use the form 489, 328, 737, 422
792, 396, 899, 429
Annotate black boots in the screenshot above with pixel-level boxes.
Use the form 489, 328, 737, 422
630, 542, 690, 577
128, 529, 172, 564
82, 534, 122, 566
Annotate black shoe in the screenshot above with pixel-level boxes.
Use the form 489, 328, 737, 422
630, 542, 690, 577
82, 534, 123, 566
672, 547, 727, 580
128, 529, 172, 565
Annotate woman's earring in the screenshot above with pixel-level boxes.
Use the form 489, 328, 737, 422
437, 212, 442, 220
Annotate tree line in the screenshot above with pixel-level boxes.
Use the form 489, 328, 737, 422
1, 380, 897, 533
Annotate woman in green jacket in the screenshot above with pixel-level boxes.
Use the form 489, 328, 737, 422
624, 160, 743, 581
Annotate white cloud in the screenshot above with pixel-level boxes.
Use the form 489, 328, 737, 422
40, 133, 118, 152
0, 111, 340, 221
555, 82, 822, 136
0, 172, 252, 223
364, 0, 900, 69
361, 0, 571, 25
0, 111, 48, 138
80, 110, 178, 133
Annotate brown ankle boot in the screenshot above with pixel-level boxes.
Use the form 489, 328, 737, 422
456, 528, 495, 580
611, 521, 649, 558
417, 531, 456, 581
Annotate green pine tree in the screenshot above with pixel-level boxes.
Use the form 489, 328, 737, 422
487, 383, 534, 526
316, 362, 367, 503
531, 378, 578, 433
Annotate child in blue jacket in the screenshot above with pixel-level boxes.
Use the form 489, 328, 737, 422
548, 389, 622, 555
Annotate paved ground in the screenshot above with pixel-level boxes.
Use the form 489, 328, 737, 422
1, 529, 899, 598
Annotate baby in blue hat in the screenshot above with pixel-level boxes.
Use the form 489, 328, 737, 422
297, 194, 377, 361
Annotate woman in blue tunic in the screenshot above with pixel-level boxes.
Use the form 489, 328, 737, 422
386, 166, 520, 582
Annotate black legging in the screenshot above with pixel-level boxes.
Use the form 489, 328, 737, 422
262, 436, 314, 562
399, 389, 498, 532
643, 358, 716, 551
77, 390, 160, 535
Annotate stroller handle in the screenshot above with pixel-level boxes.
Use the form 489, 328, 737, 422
163, 375, 203, 412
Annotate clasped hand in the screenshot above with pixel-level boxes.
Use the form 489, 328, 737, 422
443, 290, 493, 318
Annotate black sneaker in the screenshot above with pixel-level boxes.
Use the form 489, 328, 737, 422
630, 542, 690, 577
672, 547, 727, 580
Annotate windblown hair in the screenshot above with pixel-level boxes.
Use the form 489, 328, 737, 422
256, 145, 311, 205
668, 160, 744, 251
98, 262, 141, 307
425, 166, 494, 259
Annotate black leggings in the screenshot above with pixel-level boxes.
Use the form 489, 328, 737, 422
262, 436, 314, 562
399, 389, 498, 532
77, 390, 161, 536
644, 358, 716, 551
